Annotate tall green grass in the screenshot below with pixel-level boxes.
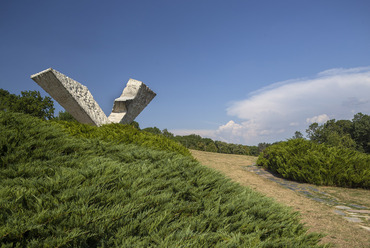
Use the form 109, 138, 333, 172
54, 120, 191, 157
257, 139, 370, 188
1, 112, 326, 247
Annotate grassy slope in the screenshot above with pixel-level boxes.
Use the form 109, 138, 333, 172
0, 112, 326, 247
53, 120, 191, 157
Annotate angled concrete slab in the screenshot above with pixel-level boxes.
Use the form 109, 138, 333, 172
31, 68, 109, 126
108, 79, 156, 124
31, 68, 156, 126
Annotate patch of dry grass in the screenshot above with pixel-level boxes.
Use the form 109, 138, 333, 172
191, 149, 370, 248
320, 186, 370, 208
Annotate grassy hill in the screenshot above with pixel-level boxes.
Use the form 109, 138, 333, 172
0, 112, 326, 247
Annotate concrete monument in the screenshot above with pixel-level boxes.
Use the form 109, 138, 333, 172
31, 68, 156, 126
108, 79, 156, 124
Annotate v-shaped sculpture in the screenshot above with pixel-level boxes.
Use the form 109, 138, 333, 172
31, 68, 156, 126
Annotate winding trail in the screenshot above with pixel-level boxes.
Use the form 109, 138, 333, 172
244, 165, 370, 227
191, 150, 370, 248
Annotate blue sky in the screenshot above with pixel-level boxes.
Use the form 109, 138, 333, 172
1, 0, 370, 145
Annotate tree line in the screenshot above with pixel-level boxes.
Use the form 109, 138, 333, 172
141, 127, 260, 156
301, 113, 370, 154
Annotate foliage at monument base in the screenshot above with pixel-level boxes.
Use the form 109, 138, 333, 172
257, 139, 370, 188
54, 120, 191, 157
0, 88, 54, 120
0, 112, 326, 247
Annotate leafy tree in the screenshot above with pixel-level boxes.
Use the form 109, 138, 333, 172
141, 126, 256, 156
0, 89, 17, 111
197, 141, 206, 151
142, 126, 162, 135
325, 132, 356, 150
352, 113, 370, 153
55, 110, 77, 122
306, 122, 320, 141
205, 142, 218, 152
305, 114, 370, 152
15, 90, 54, 120
0, 89, 54, 120
130, 121, 140, 129
249, 146, 259, 156
162, 128, 174, 138
239, 144, 250, 155
336, 119, 353, 134
215, 141, 231, 154
258, 142, 271, 153
292, 131, 304, 139
175, 134, 203, 149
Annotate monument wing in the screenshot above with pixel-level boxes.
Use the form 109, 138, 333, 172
31, 68, 156, 126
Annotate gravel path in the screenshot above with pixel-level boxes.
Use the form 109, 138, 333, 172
244, 165, 370, 232
191, 150, 370, 247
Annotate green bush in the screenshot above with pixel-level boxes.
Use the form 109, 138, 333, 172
0, 88, 54, 120
257, 139, 370, 188
0, 112, 326, 247
53, 120, 191, 157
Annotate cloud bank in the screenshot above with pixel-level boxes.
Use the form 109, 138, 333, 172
173, 67, 370, 145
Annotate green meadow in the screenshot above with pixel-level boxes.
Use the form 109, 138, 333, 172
0, 112, 326, 247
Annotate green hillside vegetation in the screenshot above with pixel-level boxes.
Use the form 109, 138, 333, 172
0, 89, 260, 157
54, 121, 191, 157
0, 89, 54, 120
306, 113, 370, 153
1, 112, 326, 247
142, 127, 260, 156
257, 138, 370, 188
257, 113, 370, 188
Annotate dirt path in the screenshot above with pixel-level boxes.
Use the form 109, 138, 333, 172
191, 150, 370, 248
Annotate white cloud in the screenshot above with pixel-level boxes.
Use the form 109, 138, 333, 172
174, 66, 370, 145
317, 66, 370, 76
306, 114, 330, 124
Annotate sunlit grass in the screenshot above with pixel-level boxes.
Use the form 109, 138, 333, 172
0, 112, 327, 247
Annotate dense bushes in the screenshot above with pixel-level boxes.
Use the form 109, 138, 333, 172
0, 112, 325, 247
0, 89, 54, 120
54, 120, 191, 157
257, 139, 370, 188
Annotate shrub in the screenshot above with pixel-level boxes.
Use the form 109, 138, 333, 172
53, 120, 191, 157
0, 88, 54, 120
0, 112, 326, 247
257, 138, 370, 188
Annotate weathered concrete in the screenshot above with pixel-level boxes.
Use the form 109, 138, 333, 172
108, 79, 156, 124
31, 68, 109, 126
31, 68, 156, 126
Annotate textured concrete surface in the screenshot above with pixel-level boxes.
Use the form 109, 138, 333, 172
31, 68, 109, 126
108, 79, 156, 124
31, 68, 156, 126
